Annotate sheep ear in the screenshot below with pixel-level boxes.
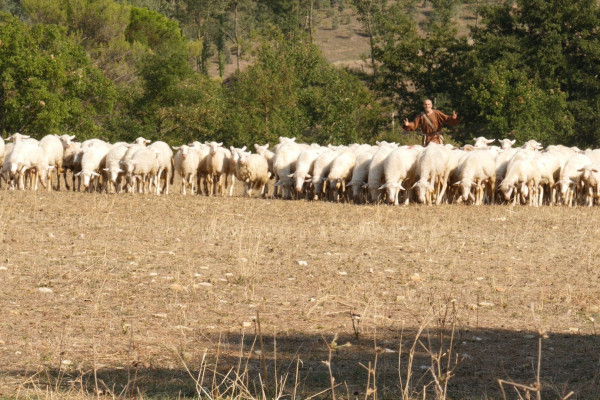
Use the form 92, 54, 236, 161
74, 172, 81, 176
172, 146, 180, 150
378, 183, 388, 190
592, 169, 599, 173
287, 173, 294, 178
241, 146, 247, 152
453, 181, 461, 186
511, 140, 516, 145
398, 184, 405, 191
217, 142, 223, 146
69, 135, 76, 140
577, 168, 585, 172
411, 182, 418, 189
569, 179, 577, 185
91, 171, 100, 177
103, 168, 109, 172
119, 169, 125, 173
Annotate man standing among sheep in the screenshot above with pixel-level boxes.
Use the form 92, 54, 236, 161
403, 99, 460, 146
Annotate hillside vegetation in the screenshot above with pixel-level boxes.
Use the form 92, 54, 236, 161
1, 0, 600, 147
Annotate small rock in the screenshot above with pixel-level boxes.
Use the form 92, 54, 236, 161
474, 336, 483, 341
338, 271, 347, 276
0, 266, 7, 271
78, 234, 85, 240
368, 268, 373, 274
239, 258, 248, 263
62, 360, 72, 366
524, 334, 535, 339
384, 269, 395, 273
568, 327, 580, 333
254, 350, 262, 355
169, 283, 185, 292
152, 313, 167, 318
495, 287, 506, 292
38, 287, 53, 294
196, 282, 212, 287
478, 301, 495, 308
297, 260, 308, 266
410, 273, 421, 282
242, 321, 252, 328
48, 233, 55, 238
175, 238, 181, 242
149, 272, 158, 276
382, 348, 395, 353
225, 273, 233, 277
194, 273, 201, 277
172, 325, 193, 331
419, 365, 429, 370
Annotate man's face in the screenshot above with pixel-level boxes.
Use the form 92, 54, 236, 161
423, 101, 433, 112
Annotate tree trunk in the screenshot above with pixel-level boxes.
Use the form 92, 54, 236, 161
234, 2, 240, 72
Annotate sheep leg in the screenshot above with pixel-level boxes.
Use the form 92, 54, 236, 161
229, 174, 235, 196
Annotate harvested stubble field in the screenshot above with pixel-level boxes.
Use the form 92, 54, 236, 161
0, 186, 599, 399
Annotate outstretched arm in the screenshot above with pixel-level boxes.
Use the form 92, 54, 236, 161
403, 116, 419, 132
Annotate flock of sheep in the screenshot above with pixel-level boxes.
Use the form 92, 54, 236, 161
1, 133, 599, 206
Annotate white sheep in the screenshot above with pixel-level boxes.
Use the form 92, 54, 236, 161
310, 150, 337, 200
380, 146, 420, 205
39, 135, 65, 191
148, 141, 173, 195
366, 144, 397, 203
122, 147, 159, 194
453, 150, 497, 205
272, 141, 303, 199
327, 150, 357, 202
346, 148, 377, 204
173, 145, 200, 195
103, 143, 129, 193
75, 141, 111, 192
237, 152, 270, 197
411, 143, 451, 205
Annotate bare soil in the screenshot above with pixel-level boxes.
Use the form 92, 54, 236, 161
0, 181, 599, 399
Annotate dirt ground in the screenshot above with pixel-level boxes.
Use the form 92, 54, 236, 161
0, 183, 599, 399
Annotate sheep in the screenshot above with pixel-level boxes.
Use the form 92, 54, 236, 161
533, 151, 561, 205
191, 142, 212, 195
237, 152, 270, 197
290, 148, 323, 196
366, 143, 397, 203
346, 148, 378, 204
206, 142, 232, 196
75, 142, 111, 192
578, 163, 600, 206
2, 137, 49, 190
254, 143, 275, 177
473, 137, 496, 149
498, 155, 542, 206
122, 147, 159, 194
62, 142, 82, 191
556, 154, 591, 206
39, 135, 64, 191
148, 141, 173, 195
272, 141, 303, 199
310, 150, 337, 200
380, 146, 420, 205
327, 150, 357, 202
411, 143, 451, 205
173, 145, 200, 195
453, 150, 497, 205
103, 143, 129, 193
499, 139, 516, 150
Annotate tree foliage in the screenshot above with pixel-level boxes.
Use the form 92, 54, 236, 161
0, 13, 116, 138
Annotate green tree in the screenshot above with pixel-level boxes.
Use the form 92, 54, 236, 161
0, 13, 116, 138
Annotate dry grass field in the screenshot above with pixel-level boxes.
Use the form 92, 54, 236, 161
0, 181, 599, 399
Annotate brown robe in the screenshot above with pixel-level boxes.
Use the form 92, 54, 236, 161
403, 110, 460, 145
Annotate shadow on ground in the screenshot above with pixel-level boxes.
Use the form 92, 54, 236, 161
3, 327, 599, 399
